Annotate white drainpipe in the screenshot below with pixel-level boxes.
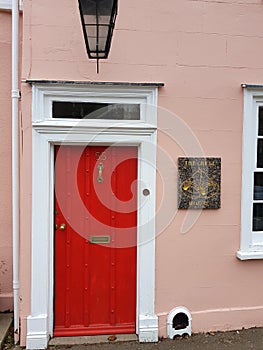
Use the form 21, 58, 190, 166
12, 0, 20, 341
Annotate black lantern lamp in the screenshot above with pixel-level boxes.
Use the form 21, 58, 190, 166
78, 0, 118, 73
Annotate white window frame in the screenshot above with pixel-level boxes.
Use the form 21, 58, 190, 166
237, 86, 263, 260
0, 0, 22, 10
26, 83, 159, 349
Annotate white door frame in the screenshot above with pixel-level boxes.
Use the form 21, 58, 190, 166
26, 83, 159, 349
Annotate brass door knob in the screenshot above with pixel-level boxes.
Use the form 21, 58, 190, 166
59, 223, 66, 231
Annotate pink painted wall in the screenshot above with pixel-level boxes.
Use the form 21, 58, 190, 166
20, 0, 263, 344
0, 10, 13, 312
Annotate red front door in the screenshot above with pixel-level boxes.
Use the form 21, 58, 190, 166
54, 145, 137, 336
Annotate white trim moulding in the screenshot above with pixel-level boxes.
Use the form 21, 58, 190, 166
26, 83, 160, 349
0, 0, 22, 10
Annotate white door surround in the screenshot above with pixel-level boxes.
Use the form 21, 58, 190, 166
26, 82, 162, 349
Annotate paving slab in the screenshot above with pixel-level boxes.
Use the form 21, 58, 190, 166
49, 334, 137, 346
0, 313, 13, 349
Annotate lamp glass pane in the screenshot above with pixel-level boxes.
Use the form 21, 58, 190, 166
97, 52, 106, 57
97, 0, 114, 16
98, 37, 107, 52
97, 26, 108, 51
86, 25, 96, 38
98, 15, 110, 25
83, 14, 96, 25
86, 36, 97, 53
80, 0, 96, 15
80, 0, 114, 16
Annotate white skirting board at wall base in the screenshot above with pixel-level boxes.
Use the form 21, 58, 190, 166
138, 315, 159, 342
26, 315, 49, 350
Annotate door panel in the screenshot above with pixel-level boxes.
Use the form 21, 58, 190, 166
54, 146, 137, 336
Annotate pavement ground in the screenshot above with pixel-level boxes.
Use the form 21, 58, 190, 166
48, 328, 263, 350
0, 313, 12, 349
1, 315, 263, 350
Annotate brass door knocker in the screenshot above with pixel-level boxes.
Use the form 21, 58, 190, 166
97, 162, 104, 183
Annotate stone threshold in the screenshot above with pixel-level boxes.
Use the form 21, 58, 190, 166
49, 334, 138, 346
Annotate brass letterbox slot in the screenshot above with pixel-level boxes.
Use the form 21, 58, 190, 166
90, 235, 111, 244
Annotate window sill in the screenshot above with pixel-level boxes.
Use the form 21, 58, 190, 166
237, 250, 263, 260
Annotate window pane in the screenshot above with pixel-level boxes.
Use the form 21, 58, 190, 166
258, 107, 263, 136
254, 172, 263, 200
52, 102, 140, 120
253, 203, 263, 231
257, 139, 263, 168
86, 25, 96, 38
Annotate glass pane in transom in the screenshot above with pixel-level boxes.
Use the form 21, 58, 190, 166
52, 102, 140, 120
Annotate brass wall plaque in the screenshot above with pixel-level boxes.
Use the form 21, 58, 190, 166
178, 157, 221, 209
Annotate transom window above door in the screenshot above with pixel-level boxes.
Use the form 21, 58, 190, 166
29, 81, 163, 126
52, 101, 140, 120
